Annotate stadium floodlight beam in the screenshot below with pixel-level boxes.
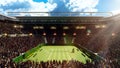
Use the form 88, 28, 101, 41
72, 37, 76, 44
64, 37, 67, 44
42, 32, 47, 44
52, 37, 56, 44
52, 33, 57, 44
87, 30, 91, 33
63, 32, 67, 44
71, 33, 76, 43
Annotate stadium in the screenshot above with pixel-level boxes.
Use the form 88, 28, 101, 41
0, 12, 120, 68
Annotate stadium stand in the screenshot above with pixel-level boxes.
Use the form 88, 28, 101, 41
0, 13, 120, 68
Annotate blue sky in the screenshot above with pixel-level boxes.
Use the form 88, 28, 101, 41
97, 0, 120, 12
33, 0, 47, 3
0, 0, 120, 16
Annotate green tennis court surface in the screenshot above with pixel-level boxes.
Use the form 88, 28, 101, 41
13, 44, 101, 64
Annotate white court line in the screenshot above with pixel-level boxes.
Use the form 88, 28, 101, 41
47, 49, 53, 61
65, 48, 71, 60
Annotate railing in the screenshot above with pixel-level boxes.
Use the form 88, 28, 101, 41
7, 12, 113, 17
0, 13, 17, 21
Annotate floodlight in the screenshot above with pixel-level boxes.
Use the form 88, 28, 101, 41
43, 32, 46, 36
95, 25, 100, 28
50, 26, 56, 29
53, 33, 57, 36
112, 33, 115, 36
87, 33, 90, 36
4, 33, 7, 36
29, 33, 33, 36
63, 26, 69, 30
73, 33, 76, 36
63, 33, 66, 36
102, 25, 106, 28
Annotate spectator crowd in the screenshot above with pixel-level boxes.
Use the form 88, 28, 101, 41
0, 20, 120, 68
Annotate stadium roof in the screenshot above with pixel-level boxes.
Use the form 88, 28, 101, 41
8, 12, 113, 17
1, 12, 120, 24
6, 12, 113, 24
0, 13, 17, 21
15, 16, 104, 24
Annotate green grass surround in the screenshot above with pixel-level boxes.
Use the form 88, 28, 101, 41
13, 44, 97, 64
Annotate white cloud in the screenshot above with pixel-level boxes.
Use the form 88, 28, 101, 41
47, 0, 99, 16
111, 10, 120, 15
41, 0, 100, 16
109, 0, 120, 15
29, 2, 56, 12
0, 0, 99, 16
84, 8, 97, 12
0, 0, 28, 6
66, 0, 99, 12
0, 0, 57, 16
